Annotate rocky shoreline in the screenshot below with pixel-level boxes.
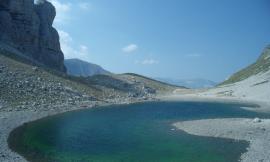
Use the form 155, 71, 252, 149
0, 97, 156, 162
1, 95, 270, 162
160, 94, 270, 162
0, 102, 98, 162
174, 118, 270, 162
0, 52, 168, 162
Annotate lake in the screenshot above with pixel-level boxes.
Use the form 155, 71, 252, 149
8, 101, 270, 162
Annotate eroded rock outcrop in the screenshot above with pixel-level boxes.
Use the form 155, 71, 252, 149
0, 0, 66, 72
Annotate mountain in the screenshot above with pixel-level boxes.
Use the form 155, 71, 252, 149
118, 73, 186, 94
0, 0, 66, 72
64, 59, 111, 77
156, 78, 217, 89
0, 52, 181, 109
0, 0, 182, 111
199, 45, 270, 102
81, 73, 183, 100
222, 45, 270, 85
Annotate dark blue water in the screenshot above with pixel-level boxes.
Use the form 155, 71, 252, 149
9, 101, 270, 162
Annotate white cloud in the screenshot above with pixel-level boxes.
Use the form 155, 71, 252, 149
35, 1, 92, 61
78, 2, 91, 10
58, 30, 90, 61
49, 0, 71, 12
58, 30, 73, 43
185, 53, 202, 58
47, 0, 72, 24
36, 0, 93, 25
122, 44, 138, 53
135, 59, 159, 65
78, 45, 89, 56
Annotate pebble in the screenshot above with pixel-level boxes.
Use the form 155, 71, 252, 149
253, 118, 262, 123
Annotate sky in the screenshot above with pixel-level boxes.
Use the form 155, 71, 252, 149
46, 0, 270, 82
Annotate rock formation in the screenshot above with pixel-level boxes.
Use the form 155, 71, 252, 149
0, 0, 66, 72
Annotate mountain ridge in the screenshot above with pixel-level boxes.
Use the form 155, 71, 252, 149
64, 58, 111, 77
221, 45, 270, 85
0, 52, 180, 109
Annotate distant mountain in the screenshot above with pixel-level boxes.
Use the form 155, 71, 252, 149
64, 59, 111, 77
156, 78, 217, 89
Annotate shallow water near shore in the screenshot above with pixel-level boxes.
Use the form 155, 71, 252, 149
8, 101, 270, 162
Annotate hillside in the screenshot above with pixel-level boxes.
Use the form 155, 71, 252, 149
156, 78, 217, 89
74, 73, 181, 101
120, 73, 185, 94
171, 45, 270, 103
0, 54, 101, 110
0, 52, 180, 162
222, 45, 270, 85
201, 70, 270, 102
198, 45, 270, 102
0, 53, 180, 111
64, 59, 111, 77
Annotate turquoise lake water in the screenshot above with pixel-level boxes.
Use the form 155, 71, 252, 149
8, 102, 270, 162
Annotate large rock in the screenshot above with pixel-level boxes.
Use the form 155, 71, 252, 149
0, 0, 66, 72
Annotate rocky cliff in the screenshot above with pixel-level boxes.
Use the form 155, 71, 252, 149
0, 0, 66, 72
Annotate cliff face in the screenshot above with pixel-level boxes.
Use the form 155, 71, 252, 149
0, 0, 66, 72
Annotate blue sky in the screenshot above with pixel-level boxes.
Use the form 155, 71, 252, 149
48, 0, 270, 82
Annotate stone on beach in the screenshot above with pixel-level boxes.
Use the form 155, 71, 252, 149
253, 118, 262, 123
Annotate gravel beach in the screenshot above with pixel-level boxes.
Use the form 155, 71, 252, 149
161, 88, 270, 162
2, 95, 270, 162
0, 99, 148, 162
0, 104, 97, 162
174, 118, 270, 162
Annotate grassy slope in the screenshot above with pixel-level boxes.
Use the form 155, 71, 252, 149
221, 45, 270, 85
82, 73, 182, 96
120, 73, 186, 94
